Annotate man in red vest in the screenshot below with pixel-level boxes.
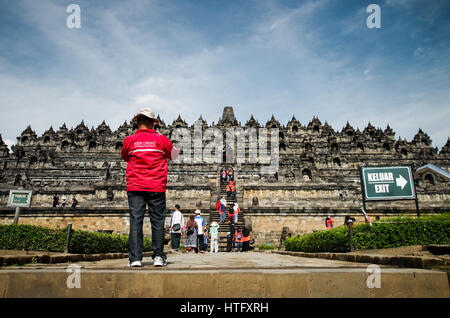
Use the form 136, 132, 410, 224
121, 108, 179, 267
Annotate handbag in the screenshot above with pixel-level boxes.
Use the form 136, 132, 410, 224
172, 223, 181, 232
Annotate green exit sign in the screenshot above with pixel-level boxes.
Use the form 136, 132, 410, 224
7, 190, 33, 207
12, 193, 28, 204
361, 166, 416, 201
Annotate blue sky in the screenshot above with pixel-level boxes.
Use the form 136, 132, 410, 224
0, 0, 449, 149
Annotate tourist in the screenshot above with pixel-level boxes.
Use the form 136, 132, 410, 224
202, 227, 208, 252
228, 206, 234, 224
61, 195, 67, 208
221, 168, 227, 183
185, 215, 198, 254
169, 204, 184, 252
52, 195, 59, 208
219, 196, 227, 224
344, 215, 356, 227
242, 227, 251, 252
194, 210, 206, 254
226, 231, 233, 252
235, 228, 244, 252
209, 221, 219, 253
121, 107, 179, 268
71, 196, 78, 208
226, 167, 234, 182
226, 180, 236, 200
326, 216, 334, 230
216, 198, 221, 213
233, 202, 240, 224
229, 221, 236, 252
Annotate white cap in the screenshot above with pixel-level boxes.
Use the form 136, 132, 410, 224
195, 209, 201, 215
133, 108, 159, 123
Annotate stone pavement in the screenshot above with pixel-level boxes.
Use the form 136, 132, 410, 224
29, 250, 368, 270
1, 251, 449, 298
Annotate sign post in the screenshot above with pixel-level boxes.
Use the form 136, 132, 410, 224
7, 190, 33, 224
359, 166, 419, 217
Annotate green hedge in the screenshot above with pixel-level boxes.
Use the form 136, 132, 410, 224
0, 224, 152, 254
258, 243, 276, 250
285, 213, 450, 253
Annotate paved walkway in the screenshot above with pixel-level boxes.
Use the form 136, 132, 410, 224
17, 251, 368, 270
1, 251, 448, 298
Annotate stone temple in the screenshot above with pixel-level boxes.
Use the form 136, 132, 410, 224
0, 106, 449, 247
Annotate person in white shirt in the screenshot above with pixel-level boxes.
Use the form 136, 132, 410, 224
233, 202, 240, 224
194, 210, 206, 253
169, 204, 184, 251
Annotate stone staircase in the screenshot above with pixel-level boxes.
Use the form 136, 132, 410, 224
209, 171, 245, 251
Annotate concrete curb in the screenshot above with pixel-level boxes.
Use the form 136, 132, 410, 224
0, 251, 153, 266
272, 251, 449, 270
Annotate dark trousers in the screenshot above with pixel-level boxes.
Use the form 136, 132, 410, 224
171, 233, 181, 250
127, 191, 166, 262
196, 234, 204, 253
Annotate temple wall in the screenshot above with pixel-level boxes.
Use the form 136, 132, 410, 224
0, 214, 133, 235
242, 188, 450, 210
0, 187, 213, 210
0, 106, 449, 245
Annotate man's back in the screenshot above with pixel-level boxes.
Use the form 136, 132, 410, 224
194, 216, 205, 235
171, 210, 183, 226
121, 129, 173, 192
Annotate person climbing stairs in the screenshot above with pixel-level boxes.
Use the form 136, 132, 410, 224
209, 166, 245, 251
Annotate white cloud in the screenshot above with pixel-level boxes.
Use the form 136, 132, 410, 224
4, 139, 15, 151
0, 0, 448, 151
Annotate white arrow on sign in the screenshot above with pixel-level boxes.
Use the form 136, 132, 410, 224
396, 174, 408, 190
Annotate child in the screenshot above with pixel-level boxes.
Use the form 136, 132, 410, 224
209, 221, 219, 253
202, 228, 208, 253
236, 228, 243, 252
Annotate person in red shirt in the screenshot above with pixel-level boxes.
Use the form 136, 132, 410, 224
326, 216, 334, 230
121, 108, 179, 267
216, 199, 221, 213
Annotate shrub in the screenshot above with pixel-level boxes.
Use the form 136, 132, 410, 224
0, 224, 152, 254
285, 227, 349, 253
0, 224, 66, 251
285, 213, 450, 253
258, 243, 276, 250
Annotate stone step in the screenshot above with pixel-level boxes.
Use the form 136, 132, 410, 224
211, 175, 244, 252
